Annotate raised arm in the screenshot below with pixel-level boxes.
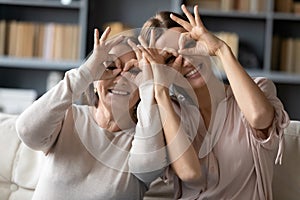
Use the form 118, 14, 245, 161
16, 28, 123, 152
171, 5, 275, 132
124, 39, 168, 183
136, 33, 202, 183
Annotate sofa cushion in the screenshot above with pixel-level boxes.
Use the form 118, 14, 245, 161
1, 111, 299, 200
0, 113, 45, 200
273, 120, 300, 200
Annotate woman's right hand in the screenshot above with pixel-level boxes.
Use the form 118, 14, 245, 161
84, 27, 124, 81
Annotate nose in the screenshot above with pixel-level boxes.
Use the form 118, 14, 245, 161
112, 70, 124, 83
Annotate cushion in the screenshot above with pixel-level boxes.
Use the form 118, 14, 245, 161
273, 120, 300, 200
0, 113, 45, 200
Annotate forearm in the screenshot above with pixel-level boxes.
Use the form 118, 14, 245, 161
216, 44, 274, 129
155, 88, 201, 183
129, 82, 167, 183
16, 65, 93, 152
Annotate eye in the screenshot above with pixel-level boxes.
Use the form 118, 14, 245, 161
165, 55, 176, 64
106, 65, 118, 71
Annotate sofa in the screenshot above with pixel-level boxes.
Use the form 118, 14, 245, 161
0, 112, 299, 200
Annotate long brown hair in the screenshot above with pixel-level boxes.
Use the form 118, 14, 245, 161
140, 11, 188, 44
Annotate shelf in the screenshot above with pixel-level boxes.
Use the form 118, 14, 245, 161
218, 69, 300, 84
198, 9, 268, 19
273, 12, 300, 21
0, 57, 83, 70
247, 70, 300, 84
0, 0, 82, 9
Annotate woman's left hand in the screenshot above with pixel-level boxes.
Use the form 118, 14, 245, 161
137, 30, 183, 95
170, 4, 225, 57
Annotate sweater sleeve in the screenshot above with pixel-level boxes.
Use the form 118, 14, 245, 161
128, 81, 168, 184
16, 66, 94, 153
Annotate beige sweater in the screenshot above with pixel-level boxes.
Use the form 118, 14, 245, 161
16, 65, 167, 200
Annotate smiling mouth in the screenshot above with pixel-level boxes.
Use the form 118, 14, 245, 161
108, 89, 130, 96
184, 63, 203, 78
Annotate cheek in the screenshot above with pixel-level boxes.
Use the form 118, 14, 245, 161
129, 89, 140, 107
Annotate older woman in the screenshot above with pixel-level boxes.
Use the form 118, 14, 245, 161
16, 27, 167, 200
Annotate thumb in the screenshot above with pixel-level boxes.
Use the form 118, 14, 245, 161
172, 55, 183, 72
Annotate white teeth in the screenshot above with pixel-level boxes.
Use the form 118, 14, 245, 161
185, 63, 203, 78
185, 69, 198, 77
109, 89, 129, 96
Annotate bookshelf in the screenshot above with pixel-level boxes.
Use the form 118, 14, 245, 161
0, 0, 88, 96
0, 0, 299, 119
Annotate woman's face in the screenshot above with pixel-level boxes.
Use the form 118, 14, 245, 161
95, 44, 139, 111
155, 27, 213, 90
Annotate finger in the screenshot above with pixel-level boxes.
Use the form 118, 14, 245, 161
161, 47, 178, 57
138, 35, 149, 48
100, 27, 111, 42
124, 59, 138, 71
137, 44, 154, 60
115, 58, 122, 69
194, 5, 203, 27
149, 29, 156, 48
94, 28, 100, 45
178, 32, 191, 50
103, 54, 118, 67
171, 55, 183, 72
181, 4, 196, 27
170, 13, 192, 32
128, 39, 142, 60
159, 50, 169, 58
142, 51, 155, 63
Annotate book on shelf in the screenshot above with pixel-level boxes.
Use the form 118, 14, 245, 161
215, 32, 239, 57
271, 35, 281, 71
186, 0, 267, 12
190, 0, 221, 10
280, 38, 294, 73
275, 0, 293, 12
1, 20, 80, 61
34, 23, 46, 58
278, 37, 300, 74
7, 20, 17, 57
213, 31, 239, 71
0, 20, 6, 56
294, 39, 300, 74
221, 0, 235, 11
102, 21, 133, 38
293, 2, 300, 14
15, 22, 35, 58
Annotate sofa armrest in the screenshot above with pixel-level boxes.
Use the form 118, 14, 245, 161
0, 113, 45, 200
273, 120, 300, 200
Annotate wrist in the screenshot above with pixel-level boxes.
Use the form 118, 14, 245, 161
155, 86, 171, 104
215, 42, 232, 58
